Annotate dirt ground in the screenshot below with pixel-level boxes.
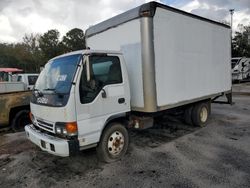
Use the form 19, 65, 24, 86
0, 84, 250, 188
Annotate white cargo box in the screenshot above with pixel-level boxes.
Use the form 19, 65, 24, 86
86, 2, 231, 113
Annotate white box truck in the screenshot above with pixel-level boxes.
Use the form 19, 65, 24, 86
25, 2, 232, 162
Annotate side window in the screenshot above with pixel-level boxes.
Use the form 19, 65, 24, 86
17, 76, 22, 82
79, 55, 122, 104
28, 76, 38, 85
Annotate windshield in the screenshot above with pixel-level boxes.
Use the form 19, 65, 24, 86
35, 54, 82, 94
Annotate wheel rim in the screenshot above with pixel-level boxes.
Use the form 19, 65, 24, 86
200, 106, 208, 123
107, 131, 125, 156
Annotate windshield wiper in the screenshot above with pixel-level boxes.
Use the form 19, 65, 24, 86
44, 88, 56, 91
43, 88, 58, 94
43, 88, 65, 96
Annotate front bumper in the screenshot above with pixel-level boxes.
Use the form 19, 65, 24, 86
25, 124, 79, 157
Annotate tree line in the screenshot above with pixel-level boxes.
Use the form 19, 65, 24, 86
0, 25, 250, 73
0, 28, 86, 72
232, 24, 250, 57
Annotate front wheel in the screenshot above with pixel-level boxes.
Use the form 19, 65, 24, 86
11, 110, 31, 132
96, 122, 129, 163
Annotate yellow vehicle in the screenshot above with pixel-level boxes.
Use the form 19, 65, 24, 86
0, 90, 31, 131
0, 68, 33, 131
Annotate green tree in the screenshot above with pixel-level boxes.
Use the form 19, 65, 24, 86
0, 34, 43, 72
0, 43, 19, 68
22, 33, 45, 71
39, 29, 63, 60
232, 24, 250, 57
62, 28, 86, 52
0, 28, 87, 73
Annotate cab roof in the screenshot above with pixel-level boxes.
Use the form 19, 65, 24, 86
52, 50, 122, 60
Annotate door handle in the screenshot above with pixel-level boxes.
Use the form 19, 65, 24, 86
118, 98, 125, 104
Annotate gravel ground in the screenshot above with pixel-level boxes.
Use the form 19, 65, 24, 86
0, 88, 250, 188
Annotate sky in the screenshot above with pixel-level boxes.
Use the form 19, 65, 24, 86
0, 0, 249, 43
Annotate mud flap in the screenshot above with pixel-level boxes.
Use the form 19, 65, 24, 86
68, 139, 80, 156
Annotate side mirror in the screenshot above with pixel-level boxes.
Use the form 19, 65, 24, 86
85, 56, 91, 82
101, 89, 107, 98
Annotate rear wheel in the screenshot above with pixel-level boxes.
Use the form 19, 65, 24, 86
191, 102, 210, 127
11, 110, 30, 132
96, 122, 129, 163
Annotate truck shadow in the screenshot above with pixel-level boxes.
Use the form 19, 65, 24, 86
129, 115, 200, 149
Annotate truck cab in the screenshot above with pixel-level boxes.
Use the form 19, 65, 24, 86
25, 50, 131, 162
16, 73, 39, 90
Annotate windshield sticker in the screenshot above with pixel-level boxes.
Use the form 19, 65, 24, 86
57, 75, 67, 81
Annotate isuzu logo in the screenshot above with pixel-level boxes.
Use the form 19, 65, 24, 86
37, 97, 48, 104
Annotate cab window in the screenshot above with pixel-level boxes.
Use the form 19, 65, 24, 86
28, 75, 38, 85
17, 76, 22, 82
79, 55, 122, 104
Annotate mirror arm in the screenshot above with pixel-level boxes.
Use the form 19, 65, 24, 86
101, 88, 107, 98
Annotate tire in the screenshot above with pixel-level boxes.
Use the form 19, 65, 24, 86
11, 110, 31, 132
191, 102, 210, 127
96, 122, 129, 163
184, 106, 193, 125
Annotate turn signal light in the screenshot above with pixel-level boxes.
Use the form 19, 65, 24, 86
65, 122, 78, 134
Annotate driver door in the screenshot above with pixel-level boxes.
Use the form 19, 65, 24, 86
75, 54, 130, 146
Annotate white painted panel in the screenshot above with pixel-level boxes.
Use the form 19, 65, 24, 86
87, 19, 144, 108
107, 85, 124, 97
153, 8, 231, 106
0, 82, 25, 93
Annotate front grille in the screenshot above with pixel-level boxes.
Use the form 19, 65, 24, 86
36, 119, 54, 133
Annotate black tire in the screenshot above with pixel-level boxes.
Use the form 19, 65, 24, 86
183, 106, 193, 125
191, 102, 210, 127
11, 110, 31, 132
96, 122, 129, 163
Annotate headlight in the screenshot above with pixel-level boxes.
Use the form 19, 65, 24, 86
55, 122, 78, 137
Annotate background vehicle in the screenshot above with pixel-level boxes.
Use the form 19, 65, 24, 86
0, 68, 23, 82
25, 2, 232, 162
15, 73, 39, 90
231, 57, 250, 82
0, 68, 25, 93
0, 91, 31, 131
0, 68, 34, 131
